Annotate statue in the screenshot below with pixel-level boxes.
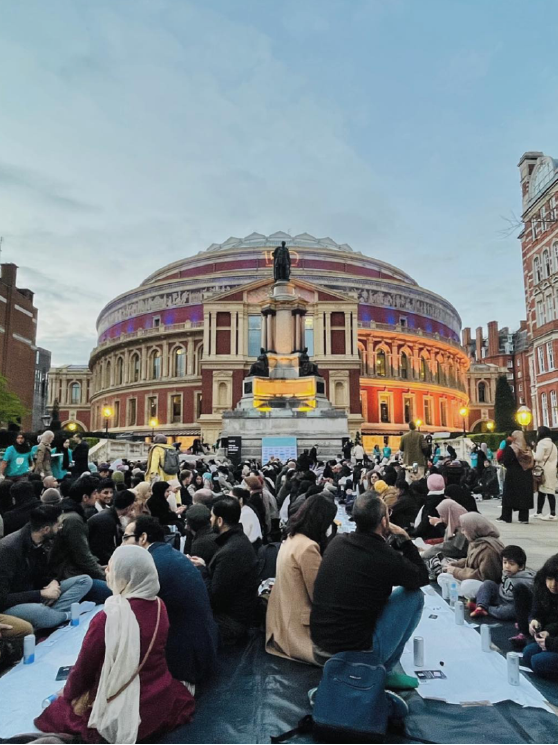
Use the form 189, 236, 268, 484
248, 348, 269, 377
299, 347, 319, 376
273, 240, 291, 282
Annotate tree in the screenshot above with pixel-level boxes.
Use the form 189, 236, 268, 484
494, 375, 516, 433
0, 375, 28, 427
50, 399, 62, 432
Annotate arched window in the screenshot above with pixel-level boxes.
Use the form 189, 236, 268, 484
130, 353, 140, 383
534, 256, 542, 284
151, 350, 161, 380
376, 349, 387, 377
543, 249, 551, 278
70, 382, 81, 405
116, 358, 124, 386
218, 381, 228, 406
400, 352, 409, 379
104, 361, 111, 388
478, 381, 486, 403
420, 357, 428, 382
173, 347, 186, 377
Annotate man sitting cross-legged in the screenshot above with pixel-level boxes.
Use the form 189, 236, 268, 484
122, 515, 218, 688
310, 491, 429, 689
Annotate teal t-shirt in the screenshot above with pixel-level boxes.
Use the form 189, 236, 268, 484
383, 446, 392, 458
51, 447, 73, 479
2, 445, 34, 477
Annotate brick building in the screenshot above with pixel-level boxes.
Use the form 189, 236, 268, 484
518, 152, 558, 428
0, 263, 38, 430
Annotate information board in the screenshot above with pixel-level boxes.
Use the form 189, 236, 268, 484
226, 436, 242, 464
262, 436, 297, 463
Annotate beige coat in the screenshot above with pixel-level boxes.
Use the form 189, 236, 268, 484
534, 437, 558, 494
265, 533, 322, 665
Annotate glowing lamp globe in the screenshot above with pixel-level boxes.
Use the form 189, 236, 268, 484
516, 406, 532, 428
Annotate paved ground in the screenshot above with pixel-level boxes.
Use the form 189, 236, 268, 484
477, 497, 557, 570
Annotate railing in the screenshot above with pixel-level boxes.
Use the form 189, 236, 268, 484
358, 320, 465, 353
360, 368, 467, 394
91, 321, 204, 355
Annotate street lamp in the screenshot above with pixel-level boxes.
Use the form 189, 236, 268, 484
67, 422, 77, 433
459, 406, 469, 437
516, 405, 532, 432
415, 418, 422, 431
149, 417, 158, 440
102, 406, 113, 438
486, 420, 495, 433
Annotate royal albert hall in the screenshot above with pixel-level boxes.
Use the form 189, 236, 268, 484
59, 232, 469, 449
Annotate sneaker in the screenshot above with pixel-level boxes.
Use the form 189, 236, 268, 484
533, 513, 544, 519
470, 606, 489, 618
509, 632, 528, 649
542, 514, 558, 521
385, 672, 419, 691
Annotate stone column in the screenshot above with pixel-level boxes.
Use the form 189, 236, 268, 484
141, 346, 147, 380
210, 312, 217, 358
325, 313, 331, 355
344, 312, 351, 356
187, 339, 194, 375
231, 312, 237, 356
267, 313, 274, 352
162, 341, 169, 377
203, 311, 210, 356
391, 342, 399, 377
367, 338, 374, 375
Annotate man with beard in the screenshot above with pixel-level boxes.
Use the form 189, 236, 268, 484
0, 433, 34, 481
310, 492, 429, 689
0, 505, 93, 630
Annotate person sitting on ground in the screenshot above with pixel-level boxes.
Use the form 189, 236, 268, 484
88, 489, 136, 565
131, 480, 152, 518
146, 434, 180, 482
189, 497, 259, 646
437, 513, 504, 600
186, 504, 219, 564
83, 477, 111, 520
411, 473, 447, 541
41, 487, 62, 506
388, 480, 421, 530
476, 461, 500, 500
266, 494, 337, 665
419, 498, 468, 568
373, 479, 400, 509
122, 517, 218, 689
233, 486, 263, 549
0, 614, 33, 668
179, 469, 193, 507
42, 475, 59, 492
310, 492, 429, 689
193, 487, 214, 507
0, 505, 93, 630
34, 545, 195, 743
147, 482, 186, 534
97, 462, 112, 479
48, 476, 106, 582
522, 554, 558, 679
444, 482, 478, 513
469, 545, 536, 630
2, 481, 41, 536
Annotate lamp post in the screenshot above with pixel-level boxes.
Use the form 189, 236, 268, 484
516, 405, 532, 432
102, 406, 113, 439
459, 406, 469, 437
149, 417, 158, 440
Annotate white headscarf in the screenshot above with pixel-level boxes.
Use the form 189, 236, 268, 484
88, 546, 160, 744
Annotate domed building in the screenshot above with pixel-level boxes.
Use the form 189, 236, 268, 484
51, 232, 469, 450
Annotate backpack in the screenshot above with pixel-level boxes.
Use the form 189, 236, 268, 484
271, 650, 409, 744
162, 447, 180, 475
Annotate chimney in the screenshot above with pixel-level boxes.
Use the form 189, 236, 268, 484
462, 327, 471, 349
475, 327, 483, 362
1, 263, 17, 287
518, 151, 544, 210
487, 321, 499, 358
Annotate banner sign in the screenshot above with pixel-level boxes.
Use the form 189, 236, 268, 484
262, 436, 297, 463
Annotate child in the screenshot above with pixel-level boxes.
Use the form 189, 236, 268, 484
522, 554, 558, 678
469, 546, 535, 624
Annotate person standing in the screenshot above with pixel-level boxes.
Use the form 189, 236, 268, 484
146, 435, 180, 482
71, 433, 89, 477
33, 431, 54, 478
399, 422, 427, 480
0, 434, 34, 481
533, 426, 558, 520
51, 436, 73, 481
498, 431, 534, 524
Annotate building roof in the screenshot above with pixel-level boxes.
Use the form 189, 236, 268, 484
202, 232, 356, 254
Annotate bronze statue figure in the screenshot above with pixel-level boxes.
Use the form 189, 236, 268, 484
273, 240, 291, 282
248, 348, 269, 377
299, 347, 319, 376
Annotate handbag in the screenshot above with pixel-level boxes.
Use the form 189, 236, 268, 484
71, 598, 162, 716
533, 446, 552, 487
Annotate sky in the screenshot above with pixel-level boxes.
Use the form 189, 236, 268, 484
2, 0, 558, 365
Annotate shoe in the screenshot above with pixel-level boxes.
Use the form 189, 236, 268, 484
385, 672, 419, 691
542, 514, 558, 521
465, 599, 477, 611
496, 517, 511, 523
519, 521, 529, 524
509, 633, 528, 649
470, 606, 488, 618
533, 513, 544, 519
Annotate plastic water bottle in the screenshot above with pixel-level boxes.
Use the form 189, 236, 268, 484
454, 600, 464, 625
70, 602, 80, 627
42, 694, 58, 709
449, 581, 459, 608
23, 634, 35, 665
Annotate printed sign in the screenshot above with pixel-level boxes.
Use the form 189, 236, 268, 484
262, 436, 297, 463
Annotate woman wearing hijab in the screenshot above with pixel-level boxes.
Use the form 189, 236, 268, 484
35, 545, 194, 743
533, 425, 558, 520
131, 481, 152, 518
444, 483, 478, 513
34, 430, 55, 477
421, 499, 469, 561
438, 513, 504, 600
147, 482, 185, 534
51, 436, 73, 481
499, 430, 534, 524
412, 473, 447, 541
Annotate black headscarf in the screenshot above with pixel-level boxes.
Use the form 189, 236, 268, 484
147, 481, 174, 525
444, 483, 478, 513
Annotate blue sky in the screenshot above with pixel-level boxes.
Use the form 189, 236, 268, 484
3, 0, 558, 364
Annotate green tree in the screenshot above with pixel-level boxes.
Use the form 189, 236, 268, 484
0, 375, 28, 426
494, 375, 516, 433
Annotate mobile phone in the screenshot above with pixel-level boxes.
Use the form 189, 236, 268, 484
56, 666, 73, 681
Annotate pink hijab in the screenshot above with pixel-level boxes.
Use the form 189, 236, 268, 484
436, 498, 467, 539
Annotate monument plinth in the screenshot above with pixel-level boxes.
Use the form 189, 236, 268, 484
221, 240, 349, 461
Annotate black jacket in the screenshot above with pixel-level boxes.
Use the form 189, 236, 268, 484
502, 445, 534, 511
310, 531, 429, 655
201, 524, 259, 627
72, 441, 90, 476
191, 525, 219, 565
3, 496, 41, 536
389, 494, 420, 530
87, 507, 122, 565
0, 524, 53, 611
49, 499, 105, 581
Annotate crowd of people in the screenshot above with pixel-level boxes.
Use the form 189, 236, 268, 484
0, 425, 557, 742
